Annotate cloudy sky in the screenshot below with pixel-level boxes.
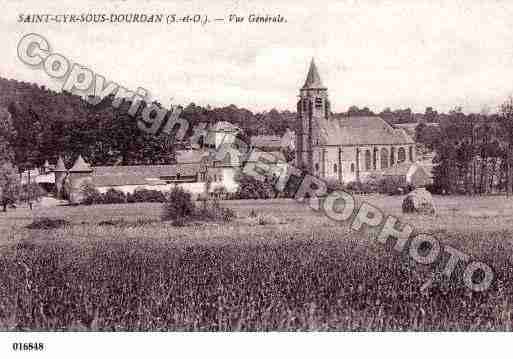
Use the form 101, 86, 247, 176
2, 0, 513, 114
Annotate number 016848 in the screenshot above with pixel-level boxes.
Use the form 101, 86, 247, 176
12, 342, 45, 351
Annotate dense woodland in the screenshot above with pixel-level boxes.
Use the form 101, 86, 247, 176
0, 78, 445, 170
3, 77, 513, 196
422, 104, 513, 195
0, 77, 298, 170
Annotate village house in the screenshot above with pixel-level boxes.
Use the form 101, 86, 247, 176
39, 120, 289, 203
27, 58, 430, 203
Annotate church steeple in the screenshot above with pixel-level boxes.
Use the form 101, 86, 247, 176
302, 58, 325, 89
296, 58, 330, 173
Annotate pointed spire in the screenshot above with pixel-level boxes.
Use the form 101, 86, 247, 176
69, 155, 92, 172
302, 58, 325, 89
54, 156, 67, 172
43, 160, 50, 168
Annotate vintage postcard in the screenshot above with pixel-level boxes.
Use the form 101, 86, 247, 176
0, 0, 512, 357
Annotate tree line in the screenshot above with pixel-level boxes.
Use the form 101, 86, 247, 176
0, 78, 298, 171
415, 103, 513, 195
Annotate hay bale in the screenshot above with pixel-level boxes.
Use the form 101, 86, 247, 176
402, 187, 435, 215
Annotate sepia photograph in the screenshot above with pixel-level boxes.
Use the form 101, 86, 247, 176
1, 0, 513, 357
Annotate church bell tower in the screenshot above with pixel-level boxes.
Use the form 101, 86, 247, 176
296, 58, 330, 173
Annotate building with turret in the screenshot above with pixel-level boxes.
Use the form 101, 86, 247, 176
296, 59, 416, 183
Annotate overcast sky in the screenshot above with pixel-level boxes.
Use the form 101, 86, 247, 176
2, 0, 513, 114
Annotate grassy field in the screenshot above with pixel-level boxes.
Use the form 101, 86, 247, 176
1, 195, 513, 330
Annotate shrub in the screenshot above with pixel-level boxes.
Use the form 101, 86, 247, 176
425, 183, 441, 194
19, 183, 47, 202
26, 217, 70, 230
196, 198, 235, 222
234, 172, 276, 199
128, 188, 167, 203
344, 181, 361, 193
102, 188, 127, 204
81, 183, 103, 205
162, 187, 196, 225
212, 185, 228, 199
325, 179, 344, 193
377, 176, 411, 195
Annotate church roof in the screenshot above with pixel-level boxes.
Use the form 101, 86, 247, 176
69, 155, 92, 172
320, 116, 415, 146
302, 58, 325, 89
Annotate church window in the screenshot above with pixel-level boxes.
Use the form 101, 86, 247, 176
315, 163, 319, 172
380, 148, 389, 169
315, 98, 323, 109
365, 150, 371, 170
398, 147, 406, 163
390, 147, 395, 165
333, 164, 338, 174
409, 146, 414, 162
373, 148, 378, 170
350, 163, 355, 172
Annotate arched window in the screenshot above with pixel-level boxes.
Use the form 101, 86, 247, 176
380, 148, 389, 169
409, 146, 414, 162
315, 163, 319, 172
333, 163, 338, 174
390, 147, 395, 166
365, 150, 371, 170
373, 148, 378, 170
398, 147, 406, 163
350, 163, 355, 172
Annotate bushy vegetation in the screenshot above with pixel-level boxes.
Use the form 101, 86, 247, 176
377, 176, 415, 195
234, 172, 277, 199
162, 187, 196, 225
102, 188, 127, 204
127, 188, 167, 203
81, 183, 104, 205
162, 188, 235, 226
25, 218, 70, 230
82, 185, 168, 205
0, 162, 20, 212
19, 183, 47, 203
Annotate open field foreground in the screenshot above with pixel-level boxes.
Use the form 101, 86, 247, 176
1, 195, 513, 330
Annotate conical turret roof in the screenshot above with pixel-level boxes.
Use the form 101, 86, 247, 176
54, 156, 67, 172
69, 155, 92, 172
302, 58, 325, 89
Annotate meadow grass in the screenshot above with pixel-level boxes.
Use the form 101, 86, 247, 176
1, 196, 513, 330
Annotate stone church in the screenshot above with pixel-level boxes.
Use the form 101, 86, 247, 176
296, 59, 416, 183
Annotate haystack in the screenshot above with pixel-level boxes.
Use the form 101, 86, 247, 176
402, 187, 435, 215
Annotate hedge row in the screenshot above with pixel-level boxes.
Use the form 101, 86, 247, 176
82, 185, 167, 205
